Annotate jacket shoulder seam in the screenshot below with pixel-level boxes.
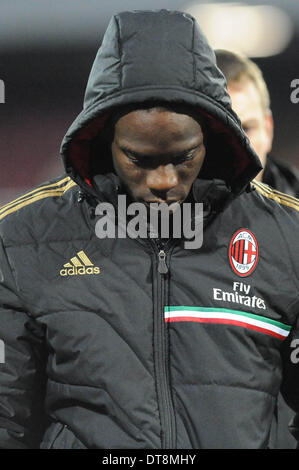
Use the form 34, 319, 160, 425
252, 180, 299, 212
0, 177, 77, 222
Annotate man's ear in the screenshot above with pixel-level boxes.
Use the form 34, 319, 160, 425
265, 109, 274, 154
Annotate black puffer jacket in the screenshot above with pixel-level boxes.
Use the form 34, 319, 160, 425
263, 156, 299, 199
1, 10, 299, 449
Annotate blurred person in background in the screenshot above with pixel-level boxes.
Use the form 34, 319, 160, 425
216, 48, 299, 448
215, 49, 299, 198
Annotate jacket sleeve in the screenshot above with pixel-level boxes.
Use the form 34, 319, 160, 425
281, 312, 299, 439
0, 236, 48, 448
274, 203, 299, 444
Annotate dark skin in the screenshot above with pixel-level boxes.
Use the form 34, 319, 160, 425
111, 107, 206, 207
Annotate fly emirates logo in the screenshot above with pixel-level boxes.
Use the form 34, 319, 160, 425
213, 282, 266, 310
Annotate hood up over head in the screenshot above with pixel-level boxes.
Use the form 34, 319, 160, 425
60, 9, 262, 204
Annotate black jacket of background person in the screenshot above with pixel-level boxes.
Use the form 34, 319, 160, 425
1, 10, 299, 449
263, 155, 299, 449
264, 156, 299, 199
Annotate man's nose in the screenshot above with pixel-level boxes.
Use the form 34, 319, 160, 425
146, 164, 179, 197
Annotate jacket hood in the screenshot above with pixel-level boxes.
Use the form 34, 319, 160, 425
60, 9, 262, 201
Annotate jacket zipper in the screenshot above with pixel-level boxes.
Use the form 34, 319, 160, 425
157, 249, 168, 274
151, 241, 176, 449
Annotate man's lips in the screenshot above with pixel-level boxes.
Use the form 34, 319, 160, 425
143, 200, 183, 211
143, 199, 182, 205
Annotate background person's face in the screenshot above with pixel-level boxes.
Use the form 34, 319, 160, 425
111, 108, 206, 205
227, 78, 273, 182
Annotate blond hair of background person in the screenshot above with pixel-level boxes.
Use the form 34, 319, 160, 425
215, 49, 299, 197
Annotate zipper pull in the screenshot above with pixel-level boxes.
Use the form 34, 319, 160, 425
158, 250, 168, 274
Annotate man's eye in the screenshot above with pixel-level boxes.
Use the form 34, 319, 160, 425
174, 153, 195, 164
126, 153, 154, 168
125, 152, 136, 160
124, 150, 195, 166
125, 153, 140, 164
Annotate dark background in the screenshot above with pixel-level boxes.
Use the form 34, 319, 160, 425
0, 0, 298, 205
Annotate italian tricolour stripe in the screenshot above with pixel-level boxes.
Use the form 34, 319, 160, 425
164, 306, 291, 340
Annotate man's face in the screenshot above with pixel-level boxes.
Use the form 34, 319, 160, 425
111, 108, 206, 206
227, 77, 273, 182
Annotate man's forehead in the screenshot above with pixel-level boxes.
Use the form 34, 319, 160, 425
114, 106, 205, 140
112, 102, 205, 126
228, 78, 264, 118
228, 78, 263, 106
114, 111, 205, 149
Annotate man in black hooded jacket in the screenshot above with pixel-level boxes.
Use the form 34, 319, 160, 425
0, 9, 299, 449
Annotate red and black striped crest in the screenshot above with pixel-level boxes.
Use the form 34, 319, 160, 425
229, 229, 258, 277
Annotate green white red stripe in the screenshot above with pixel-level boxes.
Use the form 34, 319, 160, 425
164, 306, 291, 340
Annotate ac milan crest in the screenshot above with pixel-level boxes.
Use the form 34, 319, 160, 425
229, 229, 259, 277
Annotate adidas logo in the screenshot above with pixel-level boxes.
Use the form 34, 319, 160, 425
60, 250, 100, 276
